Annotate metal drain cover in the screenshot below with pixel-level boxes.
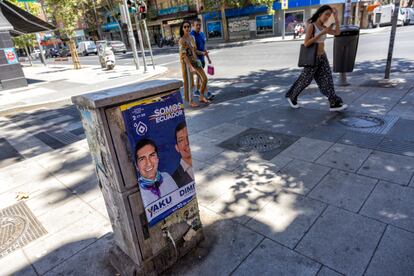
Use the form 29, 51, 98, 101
219, 128, 299, 160
237, 133, 282, 153
339, 115, 385, 129
0, 202, 47, 257
327, 114, 399, 135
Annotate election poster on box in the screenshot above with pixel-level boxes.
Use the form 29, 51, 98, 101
120, 91, 196, 227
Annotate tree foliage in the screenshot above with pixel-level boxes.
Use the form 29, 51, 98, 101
203, 0, 274, 12
44, 0, 84, 39
8, 0, 41, 15
12, 34, 36, 49
44, 0, 85, 68
9, 0, 42, 50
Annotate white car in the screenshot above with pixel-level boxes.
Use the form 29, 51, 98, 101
401, 8, 414, 25
30, 49, 46, 59
77, 41, 97, 56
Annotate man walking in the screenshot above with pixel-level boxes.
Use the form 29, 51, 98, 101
190, 18, 214, 100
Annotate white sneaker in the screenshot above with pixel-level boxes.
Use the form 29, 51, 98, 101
329, 103, 348, 112
287, 97, 299, 109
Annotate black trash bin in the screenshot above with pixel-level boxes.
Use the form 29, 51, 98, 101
333, 25, 360, 73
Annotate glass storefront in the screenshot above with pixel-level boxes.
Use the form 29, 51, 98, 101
256, 15, 273, 35
285, 11, 304, 34
206, 21, 222, 39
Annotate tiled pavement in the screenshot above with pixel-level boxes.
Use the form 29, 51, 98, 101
1, 74, 414, 275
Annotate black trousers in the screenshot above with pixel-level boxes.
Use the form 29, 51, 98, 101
286, 54, 342, 105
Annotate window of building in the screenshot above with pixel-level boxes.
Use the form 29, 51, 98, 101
206, 21, 222, 39
256, 15, 273, 35
285, 10, 304, 34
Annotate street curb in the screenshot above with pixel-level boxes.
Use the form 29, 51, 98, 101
206, 27, 389, 50
0, 66, 168, 116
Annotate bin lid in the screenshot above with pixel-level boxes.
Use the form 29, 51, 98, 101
72, 79, 183, 109
336, 25, 360, 37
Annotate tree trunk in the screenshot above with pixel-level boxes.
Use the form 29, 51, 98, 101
24, 44, 33, 66
220, 4, 229, 42
68, 39, 81, 69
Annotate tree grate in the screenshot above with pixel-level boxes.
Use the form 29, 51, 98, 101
0, 202, 47, 258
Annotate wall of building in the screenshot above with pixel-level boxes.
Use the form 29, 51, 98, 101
203, 5, 274, 41
273, 3, 344, 36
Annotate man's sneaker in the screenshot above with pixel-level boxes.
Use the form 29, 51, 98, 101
193, 90, 201, 97
206, 91, 214, 100
286, 97, 299, 109
329, 102, 348, 112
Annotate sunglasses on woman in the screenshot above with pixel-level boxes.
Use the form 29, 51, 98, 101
183, 25, 190, 29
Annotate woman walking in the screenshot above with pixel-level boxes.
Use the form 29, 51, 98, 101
286, 5, 348, 111
179, 20, 209, 107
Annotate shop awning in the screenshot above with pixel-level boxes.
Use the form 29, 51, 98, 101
367, 3, 381, 12
0, 0, 54, 35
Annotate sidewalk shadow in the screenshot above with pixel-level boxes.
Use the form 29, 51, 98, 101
205, 57, 414, 104
11, 233, 116, 275
164, 156, 327, 275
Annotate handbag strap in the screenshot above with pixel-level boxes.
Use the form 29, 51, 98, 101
311, 23, 316, 38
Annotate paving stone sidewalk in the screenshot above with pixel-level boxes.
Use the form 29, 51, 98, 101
0, 71, 414, 275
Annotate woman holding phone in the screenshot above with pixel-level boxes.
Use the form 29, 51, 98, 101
285, 5, 348, 112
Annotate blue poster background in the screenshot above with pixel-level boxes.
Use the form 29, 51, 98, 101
122, 91, 184, 175
121, 90, 196, 227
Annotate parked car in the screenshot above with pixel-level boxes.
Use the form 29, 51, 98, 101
59, 47, 71, 57
107, 40, 127, 54
77, 41, 97, 56
401, 8, 414, 25
46, 48, 60, 58
30, 49, 46, 59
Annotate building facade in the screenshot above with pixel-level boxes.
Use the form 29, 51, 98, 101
108, 0, 367, 45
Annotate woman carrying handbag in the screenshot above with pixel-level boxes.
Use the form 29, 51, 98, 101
179, 20, 210, 108
285, 5, 348, 112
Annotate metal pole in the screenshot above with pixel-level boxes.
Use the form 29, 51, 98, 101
337, 0, 353, 86
134, 14, 147, 73
344, 0, 352, 25
142, 19, 155, 69
24, 3, 47, 66
282, 14, 285, 40
121, 1, 140, 70
355, 0, 360, 27
385, 0, 400, 79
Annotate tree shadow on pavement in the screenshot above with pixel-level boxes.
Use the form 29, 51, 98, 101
10, 233, 116, 276
165, 156, 327, 275
205, 57, 414, 104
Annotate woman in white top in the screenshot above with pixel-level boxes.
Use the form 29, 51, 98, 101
286, 5, 348, 112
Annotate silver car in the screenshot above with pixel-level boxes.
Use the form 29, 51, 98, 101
108, 41, 127, 54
